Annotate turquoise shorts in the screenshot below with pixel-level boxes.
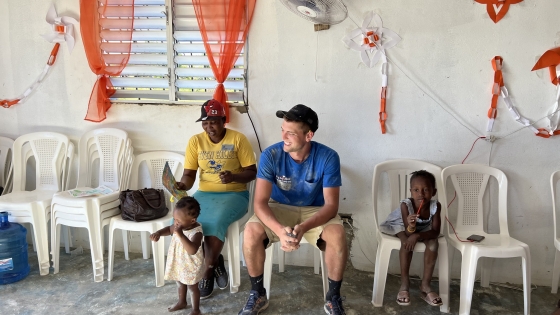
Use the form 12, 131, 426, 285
193, 190, 249, 242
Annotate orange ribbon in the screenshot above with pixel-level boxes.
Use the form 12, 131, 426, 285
475, 0, 523, 23
379, 87, 387, 134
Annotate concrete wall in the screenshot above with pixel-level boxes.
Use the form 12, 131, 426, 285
1, 0, 559, 286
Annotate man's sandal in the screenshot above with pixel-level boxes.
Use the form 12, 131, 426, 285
420, 291, 443, 306
396, 290, 411, 306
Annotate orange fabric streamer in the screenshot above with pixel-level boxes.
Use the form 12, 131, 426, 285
80, 0, 134, 122
487, 56, 504, 129
475, 0, 523, 23
532, 47, 560, 85
192, 0, 257, 123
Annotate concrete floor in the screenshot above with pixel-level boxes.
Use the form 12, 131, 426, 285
1, 246, 559, 315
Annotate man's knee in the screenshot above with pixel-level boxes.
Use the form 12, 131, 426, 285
321, 224, 347, 248
244, 222, 267, 245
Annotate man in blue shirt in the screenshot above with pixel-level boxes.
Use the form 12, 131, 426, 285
238, 105, 348, 315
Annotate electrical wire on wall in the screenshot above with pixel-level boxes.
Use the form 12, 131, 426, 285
242, 71, 263, 153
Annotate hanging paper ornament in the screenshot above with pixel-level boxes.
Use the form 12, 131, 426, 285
485, 56, 543, 136
342, 12, 401, 134
42, 4, 78, 53
475, 0, 523, 24
531, 47, 560, 137
0, 4, 78, 108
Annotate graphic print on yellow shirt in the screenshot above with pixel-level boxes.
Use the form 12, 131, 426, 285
185, 129, 256, 192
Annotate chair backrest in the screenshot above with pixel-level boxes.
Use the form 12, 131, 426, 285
551, 171, 560, 241
11, 132, 71, 192
372, 159, 444, 232
76, 128, 131, 191
0, 136, 14, 192
129, 151, 186, 210
440, 164, 509, 237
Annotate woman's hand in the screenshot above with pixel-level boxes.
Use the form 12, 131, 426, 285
175, 181, 187, 190
219, 170, 234, 184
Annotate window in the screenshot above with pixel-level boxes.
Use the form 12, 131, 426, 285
101, 0, 246, 105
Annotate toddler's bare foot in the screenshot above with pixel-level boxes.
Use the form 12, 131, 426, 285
168, 301, 188, 312
188, 309, 201, 315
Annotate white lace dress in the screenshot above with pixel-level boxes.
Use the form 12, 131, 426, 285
379, 199, 438, 235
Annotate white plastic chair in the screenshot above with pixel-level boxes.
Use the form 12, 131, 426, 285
225, 179, 255, 293
0, 136, 14, 196
0, 132, 73, 276
263, 236, 328, 300
440, 164, 531, 315
371, 159, 450, 313
107, 151, 185, 287
51, 128, 133, 282
552, 171, 560, 294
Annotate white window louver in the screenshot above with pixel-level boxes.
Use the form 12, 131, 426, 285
103, 0, 245, 104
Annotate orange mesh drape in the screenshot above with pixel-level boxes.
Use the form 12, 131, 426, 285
80, 0, 134, 122
192, 0, 257, 122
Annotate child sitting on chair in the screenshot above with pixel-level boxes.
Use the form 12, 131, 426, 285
151, 196, 204, 314
379, 170, 443, 307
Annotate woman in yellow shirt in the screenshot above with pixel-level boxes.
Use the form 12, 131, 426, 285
177, 99, 257, 299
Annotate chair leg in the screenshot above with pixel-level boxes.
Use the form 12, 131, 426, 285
227, 223, 241, 293
107, 223, 116, 281
552, 250, 560, 294
371, 242, 391, 307
63, 225, 70, 254
141, 231, 150, 259
51, 220, 62, 274
277, 243, 285, 273
152, 224, 165, 287
521, 249, 531, 315
480, 257, 492, 287
458, 249, 478, 315
319, 250, 328, 301
30, 207, 50, 276
263, 245, 274, 300
437, 240, 450, 313
85, 209, 104, 282
314, 248, 320, 275
122, 230, 129, 260
30, 223, 37, 252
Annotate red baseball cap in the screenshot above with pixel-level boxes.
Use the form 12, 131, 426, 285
196, 99, 226, 122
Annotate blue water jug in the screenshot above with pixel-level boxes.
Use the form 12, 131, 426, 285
0, 211, 30, 284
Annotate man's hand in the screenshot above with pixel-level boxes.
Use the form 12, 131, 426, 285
278, 226, 300, 252
219, 170, 234, 184
150, 231, 161, 242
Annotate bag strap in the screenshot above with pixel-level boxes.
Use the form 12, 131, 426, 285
139, 189, 164, 208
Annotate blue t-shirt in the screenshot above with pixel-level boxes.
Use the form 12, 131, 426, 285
257, 141, 342, 206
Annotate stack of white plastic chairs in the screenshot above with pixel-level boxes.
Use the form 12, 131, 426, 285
50, 128, 133, 282
0, 132, 74, 276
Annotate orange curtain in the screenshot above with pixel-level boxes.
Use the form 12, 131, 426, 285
192, 0, 257, 122
80, 0, 134, 122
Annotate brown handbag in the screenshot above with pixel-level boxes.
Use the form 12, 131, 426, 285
119, 188, 169, 222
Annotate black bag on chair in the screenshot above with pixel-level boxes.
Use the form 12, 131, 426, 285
119, 188, 169, 222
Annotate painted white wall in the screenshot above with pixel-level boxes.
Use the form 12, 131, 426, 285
1, 0, 559, 286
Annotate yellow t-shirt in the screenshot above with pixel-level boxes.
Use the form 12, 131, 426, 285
185, 129, 256, 192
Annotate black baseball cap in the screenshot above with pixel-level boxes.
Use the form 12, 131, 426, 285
276, 104, 319, 132
195, 99, 226, 122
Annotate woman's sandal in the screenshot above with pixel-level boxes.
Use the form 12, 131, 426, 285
396, 290, 411, 306
420, 291, 443, 306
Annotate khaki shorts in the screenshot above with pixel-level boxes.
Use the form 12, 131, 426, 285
247, 200, 343, 249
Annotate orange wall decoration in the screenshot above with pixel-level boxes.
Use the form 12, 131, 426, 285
475, 0, 523, 23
